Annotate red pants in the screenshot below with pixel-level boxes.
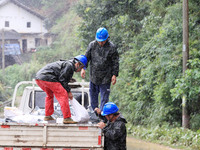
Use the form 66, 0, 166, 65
35, 80, 71, 118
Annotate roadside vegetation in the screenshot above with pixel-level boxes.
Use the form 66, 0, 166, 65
0, 0, 200, 149
129, 124, 200, 150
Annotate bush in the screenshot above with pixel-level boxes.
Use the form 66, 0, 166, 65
130, 125, 200, 150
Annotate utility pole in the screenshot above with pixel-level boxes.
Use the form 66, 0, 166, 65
182, 0, 189, 128
2, 29, 5, 74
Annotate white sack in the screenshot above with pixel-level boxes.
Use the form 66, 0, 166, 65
10, 114, 45, 123
69, 98, 90, 123
4, 107, 46, 123
4, 107, 23, 118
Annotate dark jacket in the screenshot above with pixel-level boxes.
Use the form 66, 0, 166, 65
85, 40, 119, 85
35, 60, 75, 92
102, 115, 127, 150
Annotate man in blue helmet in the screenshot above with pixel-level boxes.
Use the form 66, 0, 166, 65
35, 55, 87, 124
81, 27, 119, 111
98, 102, 127, 150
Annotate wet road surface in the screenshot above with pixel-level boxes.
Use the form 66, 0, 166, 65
127, 137, 181, 150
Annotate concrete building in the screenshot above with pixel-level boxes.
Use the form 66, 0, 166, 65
0, 0, 54, 53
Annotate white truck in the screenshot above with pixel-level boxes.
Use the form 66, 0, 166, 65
0, 80, 104, 150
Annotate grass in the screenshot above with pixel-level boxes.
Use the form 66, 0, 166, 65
127, 124, 200, 150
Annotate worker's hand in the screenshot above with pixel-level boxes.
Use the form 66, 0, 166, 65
68, 91, 73, 100
81, 69, 86, 79
94, 108, 101, 115
98, 122, 106, 129
111, 75, 117, 85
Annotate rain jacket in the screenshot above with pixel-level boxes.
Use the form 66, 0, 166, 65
102, 115, 127, 150
85, 40, 119, 85
35, 60, 75, 92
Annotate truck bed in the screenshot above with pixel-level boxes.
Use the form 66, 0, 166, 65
0, 122, 103, 149
0, 81, 103, 149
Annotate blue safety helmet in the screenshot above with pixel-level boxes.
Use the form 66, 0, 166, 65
101, 102, 119, 116
96, 27, 109, 42
74, 55, 87, 69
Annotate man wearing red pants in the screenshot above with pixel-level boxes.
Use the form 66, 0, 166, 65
35, 55, 87, 124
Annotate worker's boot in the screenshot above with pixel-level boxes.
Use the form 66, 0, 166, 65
44, 116, 54, 121
63, 118, 77, 124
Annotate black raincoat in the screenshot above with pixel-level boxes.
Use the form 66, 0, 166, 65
85, 40, 119, 85
35, 60, 75, 92
102, 115, 127, 150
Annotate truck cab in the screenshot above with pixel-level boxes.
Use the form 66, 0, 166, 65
18, 85, 90, 115
0, 80, 104, 150
11, 80, 90, 115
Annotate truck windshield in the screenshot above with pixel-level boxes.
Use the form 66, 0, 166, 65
29, 91, 89, 109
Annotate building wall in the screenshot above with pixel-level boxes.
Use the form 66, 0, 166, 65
19, 35, 39, 53
0, 2, 47, 33
19, 36, 34, 53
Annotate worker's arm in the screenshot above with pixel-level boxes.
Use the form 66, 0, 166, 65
98, 122, 106, 129
111, 75, 117, 85
102, 122, 126, 140
81, 69, 86, 78
81, 41, 93, 78
68, 91, 73, 100
111, 47, 119, 85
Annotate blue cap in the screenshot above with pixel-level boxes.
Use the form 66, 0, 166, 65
101, 102, 119, 116
74, 55, 87, 69
96, 27, 109, 42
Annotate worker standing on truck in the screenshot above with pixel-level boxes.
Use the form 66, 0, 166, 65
35, 55, 87, 124
98, 102, 127, 150
81, 27, 119, 111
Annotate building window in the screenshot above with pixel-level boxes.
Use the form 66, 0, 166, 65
27, 22, 31, 28
5, 21, 9, 27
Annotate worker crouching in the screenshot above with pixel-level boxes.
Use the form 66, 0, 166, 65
98, 102, 127, 150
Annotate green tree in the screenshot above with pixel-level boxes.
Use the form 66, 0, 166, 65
76, 0, 200, 128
